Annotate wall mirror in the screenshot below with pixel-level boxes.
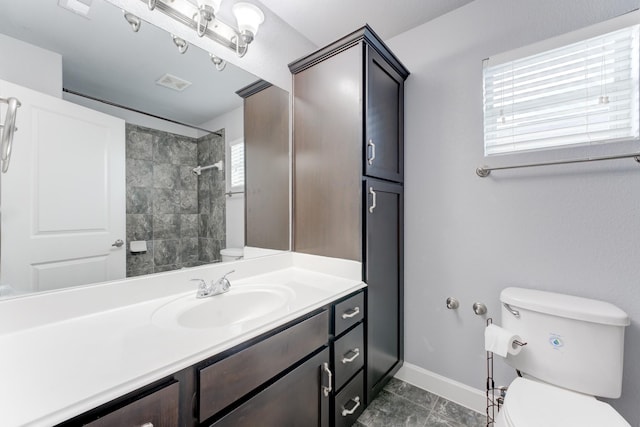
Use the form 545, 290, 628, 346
0, 0, 290, 299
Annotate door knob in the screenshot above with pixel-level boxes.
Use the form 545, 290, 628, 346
111, 239, 124, 248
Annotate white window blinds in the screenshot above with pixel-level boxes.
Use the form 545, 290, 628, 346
229, 140, 244, 189
483, 22, 640, 156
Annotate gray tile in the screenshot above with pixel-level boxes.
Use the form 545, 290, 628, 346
176, 139, 198, 164
153, 164, 180, 189
126, 159, 153, 187
431, 399, 485, 427
424, 412, 466, 427
154, 264, 179, 273
126, 127, 153, 160
153, 214, 180, 239
357, 390, 430, 427
180, 190, 198, 214
179, 165, 197, 191
180, 214, 199, 237
153, 135, 179, 164
126, 187, 152, 214
154, 239, 179, 266
199, 238, 220, 263
384, 378, 439, 410
180, 237, 199, 265
126, 241, 153, 275
153, 188, 180, 214
126, 214, 152, 241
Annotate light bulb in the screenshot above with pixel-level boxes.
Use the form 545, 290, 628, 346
232, 2, 264, 41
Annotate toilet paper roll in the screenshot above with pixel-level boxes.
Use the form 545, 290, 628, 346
484, 324, 523, 357
129, 240, 148, 253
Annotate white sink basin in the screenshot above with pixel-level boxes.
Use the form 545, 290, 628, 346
152, 285, 295, 330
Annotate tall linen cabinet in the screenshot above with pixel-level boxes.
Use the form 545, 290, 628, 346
290, 26, 409, 404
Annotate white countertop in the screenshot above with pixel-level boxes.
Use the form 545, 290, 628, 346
0, 253, 364, 427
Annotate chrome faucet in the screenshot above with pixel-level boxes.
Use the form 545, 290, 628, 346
191, 270, 234, 299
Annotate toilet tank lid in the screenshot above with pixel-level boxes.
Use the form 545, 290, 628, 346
220, 248, 244, 256
500, 287, 630, 326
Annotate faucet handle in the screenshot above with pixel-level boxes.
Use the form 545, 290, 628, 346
191, 278, 211, 298
216, 270, 234, 292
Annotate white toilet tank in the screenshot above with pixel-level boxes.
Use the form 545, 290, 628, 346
500, 287, 630, 398
220, 247, 243, 262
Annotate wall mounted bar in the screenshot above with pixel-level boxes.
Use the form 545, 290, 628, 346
476, 153, 640, 177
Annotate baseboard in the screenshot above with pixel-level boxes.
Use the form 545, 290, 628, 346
394, 362, 486, 414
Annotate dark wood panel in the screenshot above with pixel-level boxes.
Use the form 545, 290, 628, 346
293, 44, 363, 261
212, 348, 330, 427
333, 291, 364, 336
85, 382, 179, 427
244, 84, 290, 250
334, 370, 365, 427
364, 179, 403, 402
199, 310, 329, 421
333, 323, 364, 391
365, 46, 404, 183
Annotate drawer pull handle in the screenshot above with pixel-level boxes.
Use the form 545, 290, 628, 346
341, 348, 360, 364
322, 362, 332, 397
341, 306, 360, 319
367, 139, 376, 165
368, 187, 376, 213
140, 423, 154, 427
341, 396, 361, 416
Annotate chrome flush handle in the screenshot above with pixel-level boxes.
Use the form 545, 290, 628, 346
367, 139, 376, 165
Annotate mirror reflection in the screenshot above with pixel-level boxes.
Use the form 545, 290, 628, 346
0, 0, 290, 298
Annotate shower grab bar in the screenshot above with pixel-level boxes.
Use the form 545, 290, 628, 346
0, 97, 21, 173
476, 152, 640, 178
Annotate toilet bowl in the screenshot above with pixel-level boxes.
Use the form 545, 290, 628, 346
220, 247, 243, 262
493, 287, 631, 427
495, 377, 629, 427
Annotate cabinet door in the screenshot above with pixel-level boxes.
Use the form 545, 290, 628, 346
364, 46, 404, 183
364, 178, 403, 402
212, 348, 330, 427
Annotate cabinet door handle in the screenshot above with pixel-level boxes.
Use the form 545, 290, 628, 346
341, 396, 361, 416
341, 306, 360, 319
341, 348, 360, 364
321, 362, 332, 397
140, 423, 154, 427
367, 139, 376, 165
368, 187, 376, 213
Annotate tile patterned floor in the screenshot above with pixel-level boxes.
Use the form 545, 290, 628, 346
355, 378, 487, 427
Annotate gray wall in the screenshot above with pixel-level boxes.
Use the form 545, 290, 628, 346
125, 124, 225, 276
387, 0, 640, 424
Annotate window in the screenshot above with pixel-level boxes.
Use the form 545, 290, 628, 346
228, 138, 244, 190
483, 15, 640, 156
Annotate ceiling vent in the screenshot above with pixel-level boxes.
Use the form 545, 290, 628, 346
156, 74, 192, 92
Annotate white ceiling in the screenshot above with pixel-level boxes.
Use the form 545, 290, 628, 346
259, 0, 476, 47
0, 0, 475, 128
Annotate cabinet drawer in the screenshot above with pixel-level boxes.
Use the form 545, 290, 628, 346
334, 292, 364, 336
212, 348, 330, 427
199, 310, 329, 422
85, 382, 179, 427
333, 323, 364, 391
334, 370, 365, 427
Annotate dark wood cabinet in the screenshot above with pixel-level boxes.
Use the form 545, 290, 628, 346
211, 348, 330, 427
365, 47, 405, 183
364, 178, 403, 399
237, 80, 290, 251
290, 25, 408, 406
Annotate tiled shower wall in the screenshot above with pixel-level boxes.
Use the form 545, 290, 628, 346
125, 124, 226, 277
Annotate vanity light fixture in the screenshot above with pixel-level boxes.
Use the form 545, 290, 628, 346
210, 53, 226, 71
172, 35, 189, 54
132, 0, 265, 59
123, 11, 141, 32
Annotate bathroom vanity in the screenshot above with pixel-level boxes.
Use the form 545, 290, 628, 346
0, 253, 365, 426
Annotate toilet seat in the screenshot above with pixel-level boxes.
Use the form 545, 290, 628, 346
499, 377, 630, 427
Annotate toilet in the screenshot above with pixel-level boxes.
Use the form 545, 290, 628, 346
220, 247, 243, 262
495, 287, 631, 427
